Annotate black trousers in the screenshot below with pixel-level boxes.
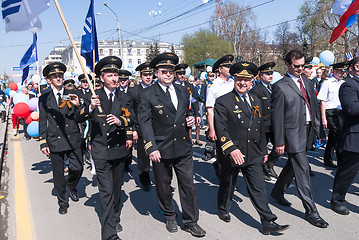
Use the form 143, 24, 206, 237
152, 154, 199, 226
137, 137, 150, 175
94, 157, 126, 240
264, 132, 280, 169
324, 109, 343, 163
331, 150, 359, 206
49, 148, 83, 207
217, 159, 277, 223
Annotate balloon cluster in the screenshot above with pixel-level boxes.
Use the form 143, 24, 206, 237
6, 83, 39, 138
149, 2, 162, 18
310, 50, 335, 67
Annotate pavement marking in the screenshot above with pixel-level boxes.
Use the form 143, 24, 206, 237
14, 141, 33, 240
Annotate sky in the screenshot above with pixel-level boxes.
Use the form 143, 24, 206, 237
0, 0, 306, 80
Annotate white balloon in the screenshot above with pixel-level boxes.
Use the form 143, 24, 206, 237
206, 66, 212, 72
271, 71, 283, 84
13, 92, 29, 104
185, 66, 191, 77
64, 71, 73, 80
200, 72, 207, 80
158, 2, 162, 7
31, 74, 41, 83
203, 0, 209, 3
9, 90, 16, 97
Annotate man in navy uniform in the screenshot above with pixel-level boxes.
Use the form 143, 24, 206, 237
138, 53, 206, 237
75, 56, 134, 240
270, 49, 328, 228
330, 57, 359, 215
39, 62, 83, 215
215, 61, 289, 235
250, 62, 280, 181
128, 62, 153, 191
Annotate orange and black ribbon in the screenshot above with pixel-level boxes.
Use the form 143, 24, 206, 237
187, 87, 192, 96
253, 105, 261, 118
122, 107, 131, 117
59, 100, 72, 109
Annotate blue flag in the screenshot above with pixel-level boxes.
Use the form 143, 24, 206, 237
20, 33, 38, 84
81, 0, 99, 72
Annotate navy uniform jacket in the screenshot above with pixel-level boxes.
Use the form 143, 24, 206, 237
214, 90, 266, 167
127, 84, 145, 135
77, 88, 92, 105
39, 89, 82, 152
271, 74, 320, 153
338, 75, 359, 153
250, 82, 272, 133
138, 82, 193, 159
75, 88, 135, 160
175, 81, 201, 117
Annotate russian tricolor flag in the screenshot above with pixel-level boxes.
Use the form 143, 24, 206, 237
330, 0, 359, 44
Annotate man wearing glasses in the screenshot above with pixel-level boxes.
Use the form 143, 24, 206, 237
138, 53, 206, 237
270, 49, 328, 228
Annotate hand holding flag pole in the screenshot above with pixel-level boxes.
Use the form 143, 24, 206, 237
52, 0, 103, 113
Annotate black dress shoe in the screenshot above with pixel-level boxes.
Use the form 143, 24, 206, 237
262, 221, 290, 235
116, 222, 123, 232
331, 204, 349, 215
305, 214, 329, 228
184, 223, 206, 237
268, 167, 278, 178
107, 234, 120, 240
58, 205, 68, 215
165, 220, 178, 233
271, 194, 292, 207
324, 161, 337, 168
69, 189, 79, 202
218, 213, 231, 222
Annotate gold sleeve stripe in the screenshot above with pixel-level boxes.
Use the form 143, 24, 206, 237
80, 107, 85, 115
144, 141, 152, 151
120, 116, 128, 127
221, 140, 234, 152
39, 139, 47, 145
126, 131, 133, 135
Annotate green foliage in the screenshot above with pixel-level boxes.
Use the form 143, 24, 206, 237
146, 42, 160, 62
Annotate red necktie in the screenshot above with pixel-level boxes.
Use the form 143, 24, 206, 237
297, 78, 312, 119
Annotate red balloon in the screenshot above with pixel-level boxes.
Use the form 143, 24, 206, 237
10, 82, 18, 91
13, 102, 30, 118
25, 114, 33, 124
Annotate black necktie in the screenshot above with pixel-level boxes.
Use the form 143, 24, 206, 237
57, 92, 62, 106
166, 86, 171, 101
268, 84, 272, 93
108, 93, 113, 113
242, 95, 252, 114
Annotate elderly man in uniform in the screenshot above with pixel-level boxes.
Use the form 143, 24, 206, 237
250, 62, 280, 181
39, 62, 83, 215
206, 55, 234, 177
138, 53, 206, 237
127, 62, 153, 191
317, 62, 346, 168
330, 57, 359, 215
215, 61, 289, 234
270, 49, 328, 228
75, 56, 134, 240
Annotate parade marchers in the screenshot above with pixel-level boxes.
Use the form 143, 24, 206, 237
34, 50, 359, 240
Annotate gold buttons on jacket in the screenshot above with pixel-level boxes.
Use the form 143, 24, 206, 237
174, 138, 177, 141
103, 123, 106, 126
107, 133, 109, 136
58, 136, 61, 139
174, 124, 176, 127
183, 137, 186, 140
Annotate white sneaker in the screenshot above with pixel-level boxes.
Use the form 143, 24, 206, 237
13, 129, 17, 136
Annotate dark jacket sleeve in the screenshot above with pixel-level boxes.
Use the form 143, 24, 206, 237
271, 82, 285, 147
38, 94, 48, 149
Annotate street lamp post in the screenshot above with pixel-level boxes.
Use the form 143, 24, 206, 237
102, 2, 123, 58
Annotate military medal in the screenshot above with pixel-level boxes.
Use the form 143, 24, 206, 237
159, 109, 163, 114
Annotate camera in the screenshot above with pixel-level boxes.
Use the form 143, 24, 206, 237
62, 95, 71, 101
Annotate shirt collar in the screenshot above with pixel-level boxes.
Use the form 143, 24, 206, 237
104, 86, 116, 96
53, 87, 64, 96
287, 72, 301, 81
141, 82, 151, 88
158, 81, 174, 92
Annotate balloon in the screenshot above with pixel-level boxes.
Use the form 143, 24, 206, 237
203, 0, 209, 3
9, 90, 16, 97
272, 71, 283, 84
27, 121, 39, 137
13, 92, 29, 104
64, 71, 72, 80
158, 2, 162, 7
10, 82, 18, 91
30, 111, 39, 120
185, 66, 191, 78
31, 74, 41, 83
206, 66, 212, 72
4, 88, 11, 96
200, 72, 207, 80
25, 114, 33, 125
311, 57, 320, 66
319, 50, 335, 67
13, 102, 30, 118
28, 98, 38, 111
17, 82, 25, 90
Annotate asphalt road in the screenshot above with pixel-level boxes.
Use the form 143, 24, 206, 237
1, 127, 359, 240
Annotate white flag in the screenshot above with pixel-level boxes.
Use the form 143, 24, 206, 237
1, 0, 50, 33
331, 0, 353, 15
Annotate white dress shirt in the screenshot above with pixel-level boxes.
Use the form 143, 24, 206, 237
288, 72, 311, 122
158, 82, 178, 110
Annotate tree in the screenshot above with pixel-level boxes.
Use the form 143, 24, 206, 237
275, 22, 301, 61
181, 29, 233, 67
171, 44, 175, 54
146, 42, 160, 61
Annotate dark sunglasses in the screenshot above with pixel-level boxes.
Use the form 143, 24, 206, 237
292, 64, 305, 69
159, 70, 174, 75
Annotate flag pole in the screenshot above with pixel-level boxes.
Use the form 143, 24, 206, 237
36, 60, 41, 94
53, 0, 103, 113
92, 50, 96, 87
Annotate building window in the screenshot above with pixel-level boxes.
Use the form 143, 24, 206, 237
138, 59, 141, 64
146, 49, 149, 55
129, 59, 132, 64
137, 49, 141, 55
128, 48, 132, 55
99, 49, 103, 55
109, 49, 113, 55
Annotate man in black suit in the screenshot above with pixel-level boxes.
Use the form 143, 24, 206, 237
330, 57, 359, 215
250, 62, 279, 181
270, 49, 328, 228
75, 56, 134, 240
127, 62, 153, 191
215, 62, 289, 235
39, 62, 83, 215
138, 53, 206, 237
